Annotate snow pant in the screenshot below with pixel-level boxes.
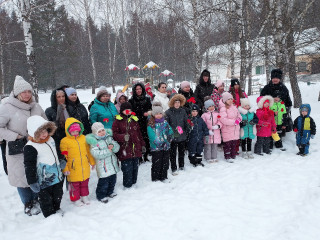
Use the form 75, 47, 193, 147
139, 124, 150, 163
223, 140, 238, 159
204, 143, 218, 160
296, 131, 311, 155
188, 139, 204, 156
254, 136, 271, 154
1, 140, 7, 175
17, 187, 38, 205
96, 174, 117, 200
69, 178, 89, 202
169, 141, 186, 172
297, 144, 310, 155
121, 158, 139, 188
241, 138, 252, 152
151, 150, 170, 181
270, 125, 284, 149
39, 181, 63, 218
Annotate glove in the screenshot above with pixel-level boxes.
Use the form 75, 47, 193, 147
311, 135, 315, 139
205, 136, 210, 144
212, 125, 220, 130
29, 183, 40, 193
60, 160, 67, 170
235, 119, 241, 125
64, 171, 70, 176
293, 128, 298, 132
242, 120, 247, 126
142, 146, 146, 153
209, 130, 214, 136
249, 120, 254, 125
124, 134, 130, 142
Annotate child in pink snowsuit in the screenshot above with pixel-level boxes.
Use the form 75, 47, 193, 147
219, 92, 242, 162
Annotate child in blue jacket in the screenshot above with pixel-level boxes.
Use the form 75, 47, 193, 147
293, 104, 316, 156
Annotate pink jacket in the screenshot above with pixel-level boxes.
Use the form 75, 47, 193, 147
201, 111, 222, 144
219, 104, 242, 142
256, 107, 276, 137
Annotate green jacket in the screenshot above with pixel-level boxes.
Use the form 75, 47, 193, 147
86, 129, 120, 178
270, 102, 287, 125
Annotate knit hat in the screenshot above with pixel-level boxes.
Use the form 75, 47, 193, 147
204, 99, 215, 110
145, 86, 152, 92
120, 101, 132, 113
65, 87, 76, 97
222, 92, 233, 103
271, 69, 282, 80
69, 123, 81, 133
191, 104, 200, 112
13, 75, 33, 96
240, 98, 250, 108
97, 86, 110, 100
230, 78, 240, 88
215, 80, 224, 88
91, 122, 105, 136
180, 81, 190, 90
151, 102, 164, 116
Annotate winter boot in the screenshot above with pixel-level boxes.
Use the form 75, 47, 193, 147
241, 152, 248, 159
195, 154, 203, 165
81, 196, 90, 205
247, 152, 254, 159
24, 202, 33, 216
74, 200, 84, 207
189, 155, 197, 167
108, 193, 117, 198
99, 197, 109, 204
31, 199, 41, 215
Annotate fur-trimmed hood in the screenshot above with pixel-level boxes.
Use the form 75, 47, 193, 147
257, 95, 274, 109
168, 94, 186, 108
27, 116, 57, 142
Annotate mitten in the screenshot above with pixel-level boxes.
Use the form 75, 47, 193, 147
60, 159, 67, 170
311, 135, 315, 139
242, 120, 247, 126
235, 119, 241, 125
212, 125, 220, 130
30, 183, 40, 193
124, 134, 130, 142
142, 146, 146, 153
205, 136, 210, 144
293, 128, 298, 132
209, 130, 214, 136
64, 171, 70, 176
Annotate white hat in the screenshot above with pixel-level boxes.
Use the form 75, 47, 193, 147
91, 122, 105, 136
13, 75, 33, 96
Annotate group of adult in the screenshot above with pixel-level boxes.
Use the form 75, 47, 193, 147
0, 68, 292, 214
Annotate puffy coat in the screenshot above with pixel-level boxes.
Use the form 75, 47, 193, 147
194, 70, 214, 110
0, 93, 46, 187
153, 90, 169, 112
147, 118, 174, 151
188, 115, 209, 146
256, 95, 277, 137
90, 98, 118, 129
270, 101, 287, 126
86, 129, 120, 178
293, 104, 316, 145
112, 114, 145, 161
178, 88, 194, 115
67, 98, 91, 135
114, 91, 128, 113
165, 107, 189, 143
201, 110, 222, 144
260, 81, 292, 108
60, 118, 95, 182
219, 104, 242, 142
238, 107, 258, 140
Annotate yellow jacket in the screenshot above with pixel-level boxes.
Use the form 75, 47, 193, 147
60, 118, 95, 182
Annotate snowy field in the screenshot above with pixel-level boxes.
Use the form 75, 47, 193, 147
0, 82, 320, 240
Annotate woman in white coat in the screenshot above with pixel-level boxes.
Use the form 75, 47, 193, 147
153, 82, 169, 112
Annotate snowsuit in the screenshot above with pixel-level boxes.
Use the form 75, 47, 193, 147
147, 118, 174, 181
60, 118, 95, 201
24, 116, 64, 218
194, 70, 214, 112
89, 98, 118, 129
187, 115, 209, 165
86, 129, 120, 200
293, 104, 316, 155
201, 110, 222, 161
238, 107, 258, 153
112, 113, 145, 188
270, 101, 287, 149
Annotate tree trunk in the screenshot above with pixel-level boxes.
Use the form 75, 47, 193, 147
264, 34, 270, 84
0, 32, 5, 96
191, 0, 201, 82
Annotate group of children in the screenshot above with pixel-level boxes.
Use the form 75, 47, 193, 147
23, 87, 316, 219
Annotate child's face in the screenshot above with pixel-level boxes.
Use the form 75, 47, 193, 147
70, 130, 80, 136
243, 104, 250, 110
226, 98, 233, 106
97, 129, 106, 137
274, 97, 280, 102
183, 86, 190, 92
208, 106, 215, 111
155, 113, 163, 119
119, 96, 126, 104
301, 110, 308, 116
174, 101, 180, 109
122, 109, 131, 115
263, 102, 270, 108
191, 110, 198, 117
218, 85, 224, 92
39, 129, 48, 140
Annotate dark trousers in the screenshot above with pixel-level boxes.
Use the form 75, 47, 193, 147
270, 125, 284, 149
241, 138, 252, 152
38, 181, 63, 218
151, 150, 170, 181
121, 158, 139, 188
254, 136, 271, 154
1, 140, 7, 175
169, 141, 186, 171
188, 140, 204, 156
96, 174, 117, 200
223, 140, 238, 159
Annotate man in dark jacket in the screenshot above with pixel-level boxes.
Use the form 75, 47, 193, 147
194, 69, 214, 113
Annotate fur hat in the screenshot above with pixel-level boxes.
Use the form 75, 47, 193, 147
271, 69, 282, 80
91, 122, 105, 136
257, 95, 274, 109
65, 87, 76, 97
27, 116, 56, 142
97, 86, 110, 100
191, 104, 200, 112
231, 78, 240, 88
240, 98, 250, 108
120, 101, 132, 113
13, 75, 33, 96
168, 94, 186, 108
180, 81, 190, 90
215, 80, 224, 88
222, 92, 233, 103
204, 99, 215, 110
151, 102, 164, 116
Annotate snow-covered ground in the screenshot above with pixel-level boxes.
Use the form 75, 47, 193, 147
0, 82, 320, 240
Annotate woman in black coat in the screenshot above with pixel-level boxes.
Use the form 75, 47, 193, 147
194, 69, 214, 113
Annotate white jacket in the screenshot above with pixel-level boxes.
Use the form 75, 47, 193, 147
153, 90, 169, 112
